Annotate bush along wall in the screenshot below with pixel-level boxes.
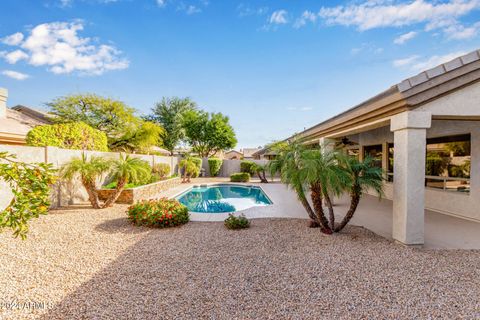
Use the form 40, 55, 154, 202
190, 157, 202, 178
240, 161, 256, 175
26, 122, 109, 151
230, 172, 250, 182
208, 158, 223, 177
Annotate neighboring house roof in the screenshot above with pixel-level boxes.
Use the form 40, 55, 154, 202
0, 107, 51, 144
11, 105, 52, 124
293, 49, 480, 142
225, 150, 243, 155
242, 147, 262, 158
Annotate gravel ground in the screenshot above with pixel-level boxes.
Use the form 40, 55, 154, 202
0, 206, 479, 319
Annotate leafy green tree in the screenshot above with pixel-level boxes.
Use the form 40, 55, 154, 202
48, 94, 138, 139
26, 122, 108, 151
147, 97, 197, 155
109, 121, 164, 153
182, 110, 237, 157
0, 152, 57, 239
102, 155, 152, 207
179, 157, 199, 183
60, 154, 111, 209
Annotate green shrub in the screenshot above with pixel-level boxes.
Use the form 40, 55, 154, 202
230, 172, 250, 182
26, 122, 108, 151
208, 158, 223, 177
153, 163, 170, 179
190, 157, 202, 178
224, 214, 250, 230
127, 198, 189, 228
240, 161, 256, 175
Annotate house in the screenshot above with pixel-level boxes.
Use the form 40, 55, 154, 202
241, 147, 262, 159
252, 147, 277, 160
0, 88, 51, 145
287, 49, 480, 247
224, 150, 243, 160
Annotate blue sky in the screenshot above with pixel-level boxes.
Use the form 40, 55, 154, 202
1, 0, 479, 148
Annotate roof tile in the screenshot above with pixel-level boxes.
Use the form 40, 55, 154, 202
426, 64, 446, 79
444, 57, 463, 72
408, 72, 428, 87
461, 51, 480, 65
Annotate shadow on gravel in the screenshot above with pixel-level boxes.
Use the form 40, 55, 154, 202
94, 217, 152, 235
39, 220, 480, 320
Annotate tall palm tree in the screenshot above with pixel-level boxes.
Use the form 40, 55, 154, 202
102, 154, 151, 207
60, 154, 111, 209
252, 163, 269, 183
334, 155, 384, 232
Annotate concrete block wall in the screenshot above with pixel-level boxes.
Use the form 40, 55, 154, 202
0, 145, 182, 209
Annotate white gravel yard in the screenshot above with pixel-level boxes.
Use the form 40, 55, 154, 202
0, 205, 479, 319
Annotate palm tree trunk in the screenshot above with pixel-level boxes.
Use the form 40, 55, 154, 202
334, 189, 361, 232
310, 183, 332, 233
102, 178, 127, 208
323, 191, 335, 230
82, 178, 101, 209
257, 170, 268, 183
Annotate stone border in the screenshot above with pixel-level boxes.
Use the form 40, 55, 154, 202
98, 177, 181, 204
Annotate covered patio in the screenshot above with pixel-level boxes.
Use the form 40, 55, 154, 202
296, 50, 480, 247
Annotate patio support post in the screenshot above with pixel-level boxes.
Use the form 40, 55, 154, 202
319, 137, 336, 153
390, 111, 431, 245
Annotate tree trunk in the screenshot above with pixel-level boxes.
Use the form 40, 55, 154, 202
334, 189, 361, 232
323, 191, 335, 230
102, 178, 127, 208
82, 178, 101, 209
310, 183, 333, 234
256, 170, 268, 183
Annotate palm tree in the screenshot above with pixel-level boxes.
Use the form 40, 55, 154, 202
60, 154, 110, 209
252, 163, 268, 183
102, 154, 151, 207
334, 155, 384, 232
179, 157, 198, 183
268, 141, 332, 232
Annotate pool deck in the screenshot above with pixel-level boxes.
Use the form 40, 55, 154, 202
160, 178, 480, 249
161, 178, 309, 222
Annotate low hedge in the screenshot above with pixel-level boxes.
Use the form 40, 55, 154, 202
230, 172, 250, 182
208, 158, 223, 177
224, 214, 250, 230
127, 198, 189, 228
240, 161, 256, 175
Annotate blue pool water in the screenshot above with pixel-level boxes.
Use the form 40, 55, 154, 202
176, 184, 272, 213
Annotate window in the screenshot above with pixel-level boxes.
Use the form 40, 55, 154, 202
425, 134, 471, 193
387, 143, 394, 182
347, 148, 359, 160
363, 145, 382, 169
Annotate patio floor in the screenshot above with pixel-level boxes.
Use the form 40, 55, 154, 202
0, 202, 479, 319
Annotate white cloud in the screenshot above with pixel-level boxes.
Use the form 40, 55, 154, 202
4, 50, 29, 64
394, 31, 418, 44
2, 32, 24, 46
319, 0, 480, 31
2, 70, 30, 80
393, 51, 467, 71
443, 22, 480, 39
237, 4, 268, 17
1, 21, 129, 76
269, 10, 288, 25
287, 106, 313, 111
393, 55, 420, 67
185, 5, 201, 14
157, 0, 166, 6
294, 11, 317, 29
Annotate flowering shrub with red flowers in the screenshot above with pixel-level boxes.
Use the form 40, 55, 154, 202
127, 198, 189, 228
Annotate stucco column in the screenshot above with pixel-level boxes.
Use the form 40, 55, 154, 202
390, 111, 431, 245
319, 137, 336, 153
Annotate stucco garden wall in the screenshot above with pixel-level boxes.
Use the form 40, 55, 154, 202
0, 145, 182, 210
201, 158, 270, 178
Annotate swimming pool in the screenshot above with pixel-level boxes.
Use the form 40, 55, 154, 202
176, 184, 272, 213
